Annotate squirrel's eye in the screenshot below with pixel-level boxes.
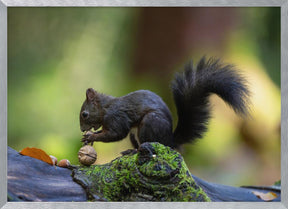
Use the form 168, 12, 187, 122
81, 111, 89, 119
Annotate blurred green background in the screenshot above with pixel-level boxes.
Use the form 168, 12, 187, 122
8, 7, 280, 186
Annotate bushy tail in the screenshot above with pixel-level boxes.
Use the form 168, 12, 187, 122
171, 57, 250, 146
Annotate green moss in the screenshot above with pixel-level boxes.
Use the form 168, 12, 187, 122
72, 142, 210, 202
274, 180, 281, 186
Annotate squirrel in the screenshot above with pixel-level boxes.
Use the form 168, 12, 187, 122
80, 57, 250, 149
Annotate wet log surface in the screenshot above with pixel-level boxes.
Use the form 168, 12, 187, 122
8, 146, 86, 201
7, 144, 281, 202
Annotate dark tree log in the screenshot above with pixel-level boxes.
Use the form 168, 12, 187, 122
8, 143, 281, 202
8, 147, 86, 201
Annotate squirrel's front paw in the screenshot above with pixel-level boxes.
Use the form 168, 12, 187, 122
81, 130, 103, 145
81, 132, 96, 145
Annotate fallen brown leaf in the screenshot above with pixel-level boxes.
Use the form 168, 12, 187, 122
252, 191, 278, 201
20, 147, 53, 165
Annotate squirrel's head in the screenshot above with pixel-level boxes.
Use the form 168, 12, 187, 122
80, 88, 102, 132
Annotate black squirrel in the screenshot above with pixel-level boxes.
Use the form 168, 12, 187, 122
80, 57, 250, 149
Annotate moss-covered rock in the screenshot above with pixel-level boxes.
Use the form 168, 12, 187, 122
72, 142, 211, 202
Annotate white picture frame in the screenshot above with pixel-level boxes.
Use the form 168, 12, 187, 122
1, 0, 287, 209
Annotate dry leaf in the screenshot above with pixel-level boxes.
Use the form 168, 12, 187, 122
252, 191, 278, 201
20, 147, 53, 165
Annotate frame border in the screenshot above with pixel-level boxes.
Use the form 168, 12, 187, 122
1, 1, 287, 209
0, 0, 7, 208
0, 0, 287, 7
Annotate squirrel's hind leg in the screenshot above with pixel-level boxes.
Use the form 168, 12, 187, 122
138, 112, 174, 148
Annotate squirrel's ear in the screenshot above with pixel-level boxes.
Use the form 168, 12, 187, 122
86, 88, 97, 101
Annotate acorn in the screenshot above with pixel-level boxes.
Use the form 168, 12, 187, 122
78, 145, 97, 166
58, 159, 71, 168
